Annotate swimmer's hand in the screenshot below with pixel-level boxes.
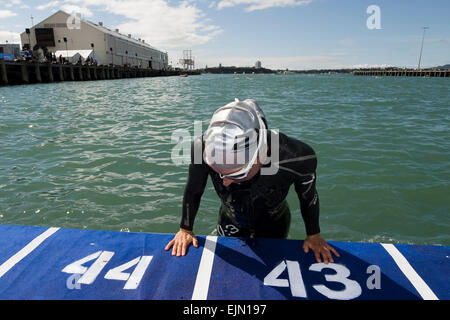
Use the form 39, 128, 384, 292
165, 228, 199, 257
303, 233, 340, 264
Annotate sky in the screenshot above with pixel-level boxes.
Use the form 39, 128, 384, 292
0, 0, 449, 69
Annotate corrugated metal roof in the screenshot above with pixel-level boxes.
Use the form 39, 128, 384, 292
80, 15, 166, 55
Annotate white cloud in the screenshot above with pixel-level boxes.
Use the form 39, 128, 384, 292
0, 30, 20, 43
60, 4, 93, 17
4, 0, 22, 8
216, 0, 313, 12
36, 1, 60, 10
0, 9, 17, 18
61, 0, 222, 48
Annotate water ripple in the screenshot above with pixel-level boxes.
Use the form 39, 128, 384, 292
0, 74, 448, 245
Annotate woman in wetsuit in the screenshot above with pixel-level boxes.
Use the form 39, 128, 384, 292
165, 99, 339, 264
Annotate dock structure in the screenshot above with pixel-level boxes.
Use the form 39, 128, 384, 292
353, 69, 450, 77
0, 60, 198, 86
0, 224, 448, 300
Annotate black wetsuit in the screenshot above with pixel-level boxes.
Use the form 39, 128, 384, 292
180, 131, 320, 238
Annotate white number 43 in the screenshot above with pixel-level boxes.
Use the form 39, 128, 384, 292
264, 260, 362, 300
62, 251, 152, 290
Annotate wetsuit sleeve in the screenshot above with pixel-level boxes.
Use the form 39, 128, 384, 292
179, 136, 209, 231
294, 168, 320, 235
290, 146, 321, 236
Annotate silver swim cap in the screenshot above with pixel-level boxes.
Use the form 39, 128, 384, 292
204, 98, 267, 177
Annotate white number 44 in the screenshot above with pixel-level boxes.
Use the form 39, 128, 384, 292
62, 251, 152, 290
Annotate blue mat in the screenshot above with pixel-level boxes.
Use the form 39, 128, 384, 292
0, 225, 448, 300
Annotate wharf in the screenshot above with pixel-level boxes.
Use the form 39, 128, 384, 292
353, 69, 449, 77
0, 60, 199, 86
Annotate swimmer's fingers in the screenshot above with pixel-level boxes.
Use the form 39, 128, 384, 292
192, 236, 199, 248
165, 238, 175, 251
166, 229, 198, 257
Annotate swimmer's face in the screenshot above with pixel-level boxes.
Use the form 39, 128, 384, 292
218, 161, 262, 187
210, 147, 268, 187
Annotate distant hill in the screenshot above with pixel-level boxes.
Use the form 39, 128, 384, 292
200, 66, 275, 74
436, 64, 450, 69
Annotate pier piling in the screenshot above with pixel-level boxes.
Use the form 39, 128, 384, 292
77, 65, 83, 81
20, 62, 29, 83
56, 64, 64, 81
67, 65, 75, 81
44, 63, 54, 82
34, 63, 42, 83
1, 60, 8, 85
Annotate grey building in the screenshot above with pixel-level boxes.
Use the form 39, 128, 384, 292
0, 43, 20, 57
20, 10, 168, 69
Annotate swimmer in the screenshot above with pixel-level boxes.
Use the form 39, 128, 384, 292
165, 98, 339, 264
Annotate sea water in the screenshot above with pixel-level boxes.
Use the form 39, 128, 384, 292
0, 73, 448, 245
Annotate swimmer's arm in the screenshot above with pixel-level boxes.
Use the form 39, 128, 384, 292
292, 154, 321, 236
292, 158, 339, 264
179, 160, 208, 231
179, 137, 209, 231
166, 162, 207, 256
295, 173, 321, 236
166, 137, 208, 256
283, 136, 321, 235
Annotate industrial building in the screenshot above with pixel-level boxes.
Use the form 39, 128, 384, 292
0, 43, 20, 61
20, 10, 168, 70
